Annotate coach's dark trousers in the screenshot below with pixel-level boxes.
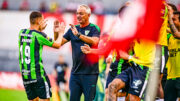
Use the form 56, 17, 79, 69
69, 74, 98, 101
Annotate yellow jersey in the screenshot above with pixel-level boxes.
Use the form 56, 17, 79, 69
157, 15, 168, 46
167, 35, 180, 79
131, 39, 156, 68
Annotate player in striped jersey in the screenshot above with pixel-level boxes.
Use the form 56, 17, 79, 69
18, 11, 65, 101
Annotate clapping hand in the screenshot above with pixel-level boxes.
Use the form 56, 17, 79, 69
81, 44, 91, 54
69, 24, 78, 36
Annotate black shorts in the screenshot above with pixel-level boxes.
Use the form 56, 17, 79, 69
116, 63, 151, 98
23, 76, 52, 100
160, 46, 168, 74
164, 78, 180, 101
56, 78, 66, 85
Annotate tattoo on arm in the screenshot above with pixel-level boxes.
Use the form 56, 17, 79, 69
169, 16, 178, 34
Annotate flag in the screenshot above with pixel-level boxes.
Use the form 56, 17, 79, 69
106, 0, 164, 52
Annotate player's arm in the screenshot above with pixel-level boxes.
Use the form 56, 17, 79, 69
52, 22, 66, 49
168, 6, 180, 38
81, 44, 111, 55
70, 24, 99, 46
37, 22, 65, 49
54, 20, 69, 46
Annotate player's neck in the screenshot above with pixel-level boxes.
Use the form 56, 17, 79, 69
29, 24, 39, 31
80, 22, 89, 28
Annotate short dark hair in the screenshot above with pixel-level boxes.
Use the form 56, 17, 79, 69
168, 3, 178, 11
30, 11, 42, 24
174, 11, 180, 21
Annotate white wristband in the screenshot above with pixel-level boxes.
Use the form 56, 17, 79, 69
128, 55, 133, 60
108, 55, 113, 59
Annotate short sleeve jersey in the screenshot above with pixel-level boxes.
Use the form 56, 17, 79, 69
54, 62, 68, 77
166, 35, 180, 79
63, 23, 100, 74
18, 29, 54, 81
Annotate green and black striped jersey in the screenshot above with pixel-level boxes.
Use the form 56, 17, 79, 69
18, 29, 54, 81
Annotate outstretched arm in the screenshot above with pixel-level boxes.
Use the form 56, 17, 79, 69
54, 20, 69, 46
52, 22, 65, 49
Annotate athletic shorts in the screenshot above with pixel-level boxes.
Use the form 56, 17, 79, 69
164, 78, 180, 101
160, 46, 168, 74
23, 76, 52, 100
116, 63, 151, 98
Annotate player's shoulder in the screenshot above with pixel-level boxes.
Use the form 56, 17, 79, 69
31, 30, 47, 37
89, 23, 100, 32
75, 24, 80, 27
19, 29, 27, 33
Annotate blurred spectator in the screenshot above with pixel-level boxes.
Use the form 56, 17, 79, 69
65, 1, 78, 13
55, 4, 63, 13
19, 0, 29, 11
49, 0, 58, 13
53, 55, 69, 93
39, 1, 47, 12
91, 0, 104, 15
88, 3, 95, 13
1, 0, 8, 10
178, 3, 180, 10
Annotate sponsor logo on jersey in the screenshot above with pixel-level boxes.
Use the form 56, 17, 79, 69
85, 30, 90, 36
22, 69, 30, 76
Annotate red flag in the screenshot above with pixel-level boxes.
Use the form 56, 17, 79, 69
104, 0, 164, 52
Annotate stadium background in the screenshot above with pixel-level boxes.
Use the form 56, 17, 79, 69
0, 0, 179, 101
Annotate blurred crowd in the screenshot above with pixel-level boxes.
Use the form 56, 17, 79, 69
0, 0, 105, 14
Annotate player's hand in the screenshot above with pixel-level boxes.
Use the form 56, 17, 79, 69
59, 22, 65, 34
167, 5, 173, 18
39, 19, 47, 31
69, 24, 78, 36
119, 50, 129, 60
54, 20, 60, 33
81, 44, 91, 54
106, 56, 112, 63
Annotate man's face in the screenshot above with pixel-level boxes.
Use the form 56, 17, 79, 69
76, 7, 89, 25
172, 14, 180, 28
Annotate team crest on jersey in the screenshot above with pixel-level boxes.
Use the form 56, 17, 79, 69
85, 30, 90, 36
132, 79, 142, 89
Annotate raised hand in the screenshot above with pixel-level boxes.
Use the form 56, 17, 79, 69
69, 24, 78, 36
54, 20, 60, 33
54, 20, 65, 40
106, 56, 112, 64
39, 19, 48, 31
81, 44, 91, 54
59, 22, 65, 34
167, 5, 173, 18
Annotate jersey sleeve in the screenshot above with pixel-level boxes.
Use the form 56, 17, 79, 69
36, 32, 54, 47
63, 29, 71, 41
92, 26, 101, 37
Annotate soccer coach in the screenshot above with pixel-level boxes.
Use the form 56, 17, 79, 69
54, 4, 100, 101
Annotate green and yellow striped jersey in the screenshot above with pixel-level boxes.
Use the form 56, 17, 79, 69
18, 29, 54, 81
